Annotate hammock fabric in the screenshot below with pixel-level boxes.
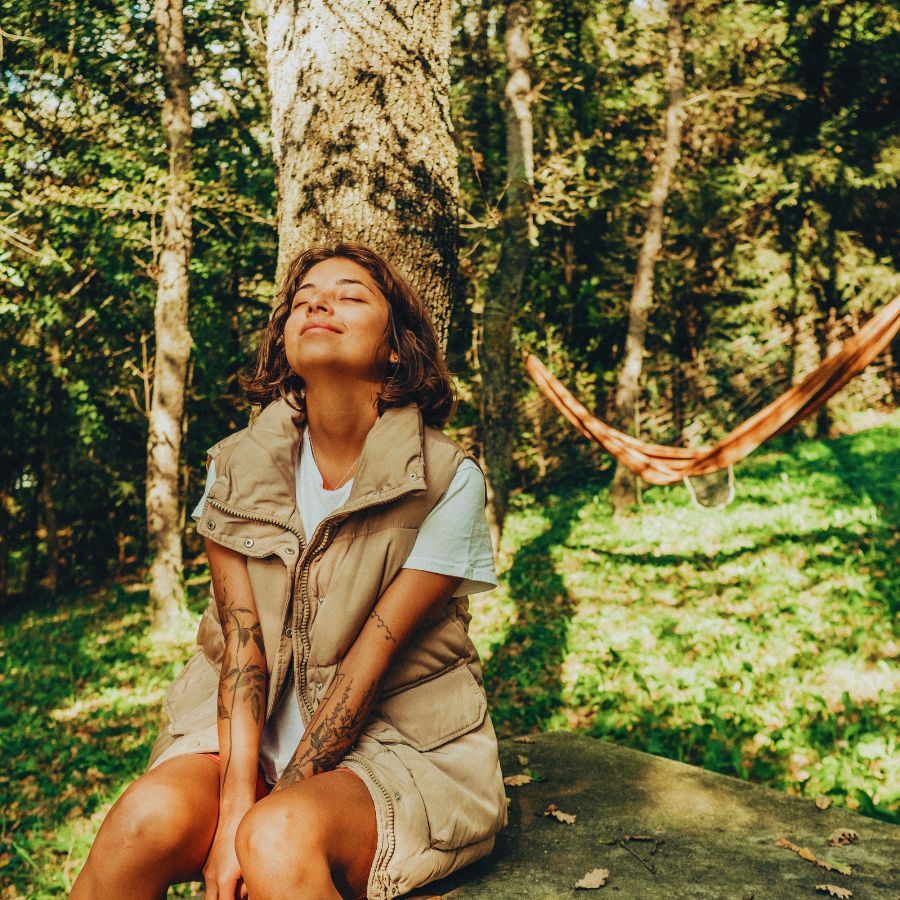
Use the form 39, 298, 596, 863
525, 294, 900, 486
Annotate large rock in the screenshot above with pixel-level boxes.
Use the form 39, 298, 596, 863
408, 731, 897, 900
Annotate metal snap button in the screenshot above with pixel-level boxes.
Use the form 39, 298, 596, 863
283, 626, 292, 637
318, 595, 325, 604
285, 547, 296, 554
409, 473, 417, 479
207, 521, 216, 530
244, 538, 254, 548
316, 682, 324, 691
394, 792, 401, 801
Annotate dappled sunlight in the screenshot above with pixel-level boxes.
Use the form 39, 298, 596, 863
49, 685, 166, 723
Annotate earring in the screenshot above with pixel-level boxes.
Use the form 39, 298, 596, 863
389, 353, 399, 365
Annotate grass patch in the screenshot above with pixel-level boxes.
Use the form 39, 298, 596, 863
473, 412, 898, 826
0, 582, 210, 898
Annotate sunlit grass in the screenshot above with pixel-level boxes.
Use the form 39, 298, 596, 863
471, 411, 899, 825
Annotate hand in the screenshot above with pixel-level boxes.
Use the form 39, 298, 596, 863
203, 811, 247, 900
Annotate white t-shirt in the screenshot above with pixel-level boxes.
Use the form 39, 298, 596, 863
191, 426, 497, 783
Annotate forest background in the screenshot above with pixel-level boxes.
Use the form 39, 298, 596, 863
0, 0, 897, 893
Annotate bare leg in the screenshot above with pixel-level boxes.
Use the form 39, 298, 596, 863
236, 768, 377, 900
70, 754, 221, 900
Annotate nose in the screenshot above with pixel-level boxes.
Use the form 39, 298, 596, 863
305, 293, 333, 315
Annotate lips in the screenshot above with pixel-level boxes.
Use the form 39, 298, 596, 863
301, 321, 340, 335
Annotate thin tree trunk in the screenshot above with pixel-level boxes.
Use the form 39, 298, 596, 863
147, 0, 193, 636
479, 0, 534, 542
38, 335, 63, 594
814, 208, 841, 438
611, 0, 688, 514
265, 0, 459, 349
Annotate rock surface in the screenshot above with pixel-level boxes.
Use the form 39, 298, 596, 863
405, 731, 898, 900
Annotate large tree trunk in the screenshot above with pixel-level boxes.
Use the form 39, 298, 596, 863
611, 0, 687, 514
147, 0, 193, 636
479, 0, 534, 542
265, 0, 460, 349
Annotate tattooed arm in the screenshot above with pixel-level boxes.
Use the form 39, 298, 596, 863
202, 537, 267, 900
272, 569, 463, 791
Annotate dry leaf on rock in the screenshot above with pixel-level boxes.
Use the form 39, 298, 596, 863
575, 868, 609, 889
504, 773, 533, 786
544, 802, 576, 824
828, 828, 859, 847
815, 885, 852, 898
775, 838, 852, 875
514, 735, 536, 743
815, 794, 832, 810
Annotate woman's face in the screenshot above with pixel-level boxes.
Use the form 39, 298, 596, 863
283, 256, 392, 387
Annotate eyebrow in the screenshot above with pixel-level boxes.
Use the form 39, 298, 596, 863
295, 277, 375, 295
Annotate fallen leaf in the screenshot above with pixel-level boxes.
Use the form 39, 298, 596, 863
544, 802, 576, 825
775, 838, 852, 875
815, 886, 852, 898
503, 773, 533, 786
815, 794, 832, 810
575, 867, 609, 889
828, 828, 859, 847
517, 754, 529, 765
513, 735, 535, 743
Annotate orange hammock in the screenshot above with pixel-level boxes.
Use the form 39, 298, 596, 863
525, 294, 900, 486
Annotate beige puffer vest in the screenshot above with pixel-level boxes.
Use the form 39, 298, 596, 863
145, 398, 508, 899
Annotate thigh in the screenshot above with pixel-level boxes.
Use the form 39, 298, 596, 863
245, 766, 377, 898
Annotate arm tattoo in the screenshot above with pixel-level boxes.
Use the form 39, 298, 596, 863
370, 609, 396, 643
213, 571, 266, 790
273, 671, 378, 791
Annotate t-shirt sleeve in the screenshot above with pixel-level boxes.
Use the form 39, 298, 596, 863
191, 458, 217, 520
402, 457, 498, 596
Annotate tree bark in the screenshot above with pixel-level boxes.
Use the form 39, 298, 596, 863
265, 0, 460, 349
147, 0, 193, 636
478, 0, 534, 542
611, 0, 687, 514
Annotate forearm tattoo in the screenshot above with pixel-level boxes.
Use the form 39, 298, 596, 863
273, 671, 378, 792
370, 609, 396, 643
213, 572, 266, 789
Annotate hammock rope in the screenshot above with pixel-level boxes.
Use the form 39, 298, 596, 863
525, 294, 900, 486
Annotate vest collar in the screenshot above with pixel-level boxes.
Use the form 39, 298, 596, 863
206, 397, 427, 531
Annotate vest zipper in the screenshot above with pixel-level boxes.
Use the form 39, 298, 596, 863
291, 486, 423, 725
203, 496, 305, 543
340, 751, 396, 885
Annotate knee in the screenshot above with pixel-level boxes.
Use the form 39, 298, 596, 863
99, 775, 197, 859
236, 799, 329, 881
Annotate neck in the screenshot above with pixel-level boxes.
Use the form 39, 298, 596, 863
303, 379, 380, 478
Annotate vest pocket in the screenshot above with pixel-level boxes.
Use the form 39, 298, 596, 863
373, 660, 486, 751
366, 661, 506, 851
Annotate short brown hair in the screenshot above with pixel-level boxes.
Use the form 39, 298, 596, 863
239, 241, 456, 428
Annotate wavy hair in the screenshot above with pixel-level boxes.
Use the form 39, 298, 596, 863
239, 241, 456, 428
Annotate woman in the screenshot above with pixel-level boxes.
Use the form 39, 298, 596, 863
71, 242, 508, 900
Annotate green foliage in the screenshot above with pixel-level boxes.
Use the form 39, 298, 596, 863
474, 414, 899, 826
